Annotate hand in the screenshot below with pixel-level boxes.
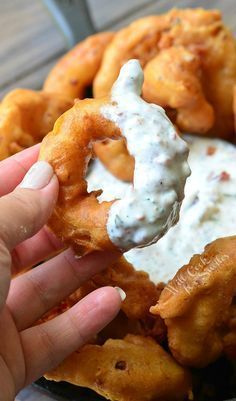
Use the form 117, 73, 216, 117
0, 146, 123, 401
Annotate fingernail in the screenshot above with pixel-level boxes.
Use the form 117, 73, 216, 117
114, 286, 126, 301
20, 161, 54, 189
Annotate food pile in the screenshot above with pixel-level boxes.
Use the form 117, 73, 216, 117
1, 7, 236, 401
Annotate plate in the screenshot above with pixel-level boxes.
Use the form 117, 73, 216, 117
35, 378, 105, 401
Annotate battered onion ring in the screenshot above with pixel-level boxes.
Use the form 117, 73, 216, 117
39, 60, 189, 254
73, 256, 159, 320
93, 8, 226, 102
93, 14, 171, 98
93, 138, 134, 182
44, 32, 114, 101
0, 89, 72, 160
150, 236, 236, 367
39, 256, 166, 344
94, 8, 236, 181
143, 47, 214, 134
158, 9, 236, 139
39, 96, 119, 254
45, 335, 192, 401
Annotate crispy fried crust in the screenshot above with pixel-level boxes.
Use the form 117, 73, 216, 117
94, 8, 236, 139
93, 14, 171, 181
0, 89, 72, 160
143, 46, 214, 134
39, 97, 122, 254
93, 138, 134, 182
157, 9, 236, 139
93, 15, 171, 98
74, 256, 159, 320
151, 236, 236, 367
40, 257, 172, 400
94, 8, 224, 99
93, 8, 236, 181
45, 335, 192, 401
40, 256, 161, 322
39, 256, 166, 347
44, 32, 114, 101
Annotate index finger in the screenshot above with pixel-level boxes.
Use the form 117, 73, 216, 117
0, 144, 40, 196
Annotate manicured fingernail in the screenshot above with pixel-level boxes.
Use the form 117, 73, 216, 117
114, 286, 126, 301
20, 161, 54, 189
74, 254, 82, 260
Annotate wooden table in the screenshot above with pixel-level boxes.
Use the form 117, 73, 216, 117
0, 0, 234, 400
1, 0, 236, 99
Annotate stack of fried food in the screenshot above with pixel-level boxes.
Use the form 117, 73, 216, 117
1, 8, 236, 163
43, 239, 236, 401
1, 7, 236, 401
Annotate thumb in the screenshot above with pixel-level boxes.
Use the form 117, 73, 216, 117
0, 161, 58, 251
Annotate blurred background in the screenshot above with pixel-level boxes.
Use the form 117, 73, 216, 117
1, 0, 235, 99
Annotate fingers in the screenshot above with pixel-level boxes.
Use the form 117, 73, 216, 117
11, 227, 63, 275
0, 144, 40, 196
0, 241, 12, 309
0, 161, 58, 309
8, 249, 120, 331
0, 161, 58, 250
21, 287, 122, 385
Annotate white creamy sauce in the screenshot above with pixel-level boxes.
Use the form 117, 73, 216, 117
88, 135, 236, 283
101, 59, 190, 251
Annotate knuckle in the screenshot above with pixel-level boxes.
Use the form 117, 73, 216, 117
10, 191, 40, 231
66, 308, 88, 346
63, 252, 82, 281
25, 274, 51, 314
0, 190, 43, 245
37, 325, 56, 370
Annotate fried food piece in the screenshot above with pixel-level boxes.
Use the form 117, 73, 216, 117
44, 32, 114, 101
93, 138, 134, 182
93, 15, 171, 98
0, 89, 72, 160
40, 256, 160, 321
143, 47, 214, 134
76, 256, 159, 320
223, 302, 236, 359
100, 312, 167, 345
39, 256, 166, 346
39, 60, 189, 254
93, 15, 170, 181
93, 120, 179, 183
97, 311, 146, 343
45, 334, 192, 401
158, 9, 236, 139
94, 8, 236, 137
39, 95, 120, 254
94, 8, 221, 97
151, 236, 236, 367
94, 8, 236, 181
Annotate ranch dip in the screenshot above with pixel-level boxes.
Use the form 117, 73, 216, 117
88, 135, 236, 283
101, 59, 190, 251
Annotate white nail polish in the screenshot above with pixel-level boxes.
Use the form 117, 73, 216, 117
74, 254, 82, 260
20, 161, 54, 190
114, 286, 126, 301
